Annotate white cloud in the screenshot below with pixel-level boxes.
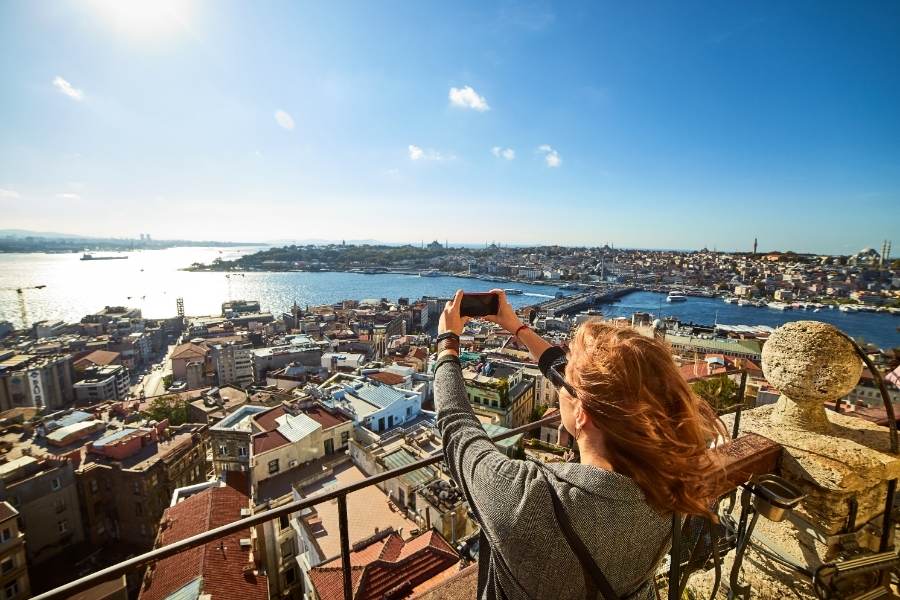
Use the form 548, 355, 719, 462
491, 146, 515, 160
449, 85, 490, 112
274, 109, 295, 130
408, 144, 449, 161
538, 145, 562, 167
53, 76, 84, 101
0, 189, 20, 199
56, 193, 81, 200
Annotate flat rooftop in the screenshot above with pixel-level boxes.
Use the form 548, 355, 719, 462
211, 405, 269, 431
300, 462, 417, 561
90, 429, 199, 471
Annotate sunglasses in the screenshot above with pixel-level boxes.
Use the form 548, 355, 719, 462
548, 358, 578, 397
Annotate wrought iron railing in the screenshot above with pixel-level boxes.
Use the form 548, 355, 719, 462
33, 413, 563, 600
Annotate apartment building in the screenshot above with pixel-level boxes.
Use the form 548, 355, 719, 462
322, 375, 426, 436
462, 362, 535, 428
249, 401, 352, 490
0, 353, 75, 411
0, 456, 85, 565
0, 502, 29, 600
73, 365, 130, 403
210, 341, 254, 388
209, 405, 269, 477
77, 423, 210, 550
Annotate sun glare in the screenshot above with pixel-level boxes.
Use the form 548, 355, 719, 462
88, 0, 192, 39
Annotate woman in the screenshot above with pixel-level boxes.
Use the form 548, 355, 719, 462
434, 290, 724, 599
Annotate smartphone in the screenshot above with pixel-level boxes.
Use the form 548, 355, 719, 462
460, 292, 500, 317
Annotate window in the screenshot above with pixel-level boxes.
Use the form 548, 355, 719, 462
133, 481, 141, 495
340, 431, 349, 446
238, 446, 248, 457
279, 515, 289, 530
281, 539, 294, 558
268, 459, 279, 474
406, 406, 412, 417
57, 519, 69, 534
135, 502, 143, 516
4, 581, 18, 599
89, 480, 98, 494
51, 477, 61, 491
218, 445, 228, 456
0, 529, 10, 543
0, 557, 13, 574
284, 566, 296, 585
54, 498, 66, 513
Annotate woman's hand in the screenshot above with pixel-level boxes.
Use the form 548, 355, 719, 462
484, 289, 524, 334
439, 289, 471, 336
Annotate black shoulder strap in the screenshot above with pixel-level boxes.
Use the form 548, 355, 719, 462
541, 471, 620, 600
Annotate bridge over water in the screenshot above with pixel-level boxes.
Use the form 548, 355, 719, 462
533, 285, 636, 316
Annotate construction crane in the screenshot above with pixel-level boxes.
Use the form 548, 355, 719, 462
1, 285, 47, 327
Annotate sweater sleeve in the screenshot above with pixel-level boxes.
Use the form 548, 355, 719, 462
433, 360, 544, 544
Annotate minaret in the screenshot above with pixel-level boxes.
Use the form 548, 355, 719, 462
753, 238, 758, 255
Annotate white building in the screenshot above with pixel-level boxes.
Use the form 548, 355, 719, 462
211, 341, 253, 387
73, 365, 130, 403
325, 377, 425, 435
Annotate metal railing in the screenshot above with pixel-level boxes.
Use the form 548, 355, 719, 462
33, 413, 563, 600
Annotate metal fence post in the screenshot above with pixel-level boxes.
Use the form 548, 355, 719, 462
337, 494, 353, 600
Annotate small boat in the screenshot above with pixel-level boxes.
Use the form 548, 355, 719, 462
666, 291, 687, 303
737, 299, 752, 307
504, 289, 524, 295
419, 270, 441, 277
839, 304, 859, 313
723, 297, 738, 304
767, 302, 791, 311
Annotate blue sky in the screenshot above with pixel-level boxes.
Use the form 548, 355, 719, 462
1, 1, 898, 254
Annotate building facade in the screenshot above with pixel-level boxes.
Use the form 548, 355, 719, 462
73, 365, 130, 403
0, 502, 29, 600
0, 456, 85, 565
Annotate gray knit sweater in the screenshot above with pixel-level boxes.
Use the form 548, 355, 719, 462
435, 358, 670, 599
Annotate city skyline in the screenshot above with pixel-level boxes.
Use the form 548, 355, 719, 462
1, 1, 899, 254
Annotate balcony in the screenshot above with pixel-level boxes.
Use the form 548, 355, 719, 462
31, 359, 900, 600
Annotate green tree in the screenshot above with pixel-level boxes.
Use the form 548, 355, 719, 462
691, 375, 741, 413
144, 394, 188, 426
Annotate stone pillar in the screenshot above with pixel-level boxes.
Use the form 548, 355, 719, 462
727, 320, 900, 538
761, 321, 862, 433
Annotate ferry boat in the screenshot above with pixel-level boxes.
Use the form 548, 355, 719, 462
419, 269, 441, 277
666, 291, 687, 303
503, 288, 524, 295
80, 253, 127, 261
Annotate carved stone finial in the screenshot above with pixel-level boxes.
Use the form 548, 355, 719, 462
761, 321, 862, 432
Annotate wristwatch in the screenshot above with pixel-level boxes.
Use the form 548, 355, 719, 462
435, 331, 460, 354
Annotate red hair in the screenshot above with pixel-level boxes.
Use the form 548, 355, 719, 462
567, 322, 726, 518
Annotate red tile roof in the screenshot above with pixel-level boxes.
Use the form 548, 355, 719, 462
309, 529, 458, 600
368, 372, 406, 386
253, 404, 288, 431
138, 484, 267, 600
171, 343, 208, 360
252, 429, 290, 454
74, 350, 121, 369
255, 402, 349, 433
